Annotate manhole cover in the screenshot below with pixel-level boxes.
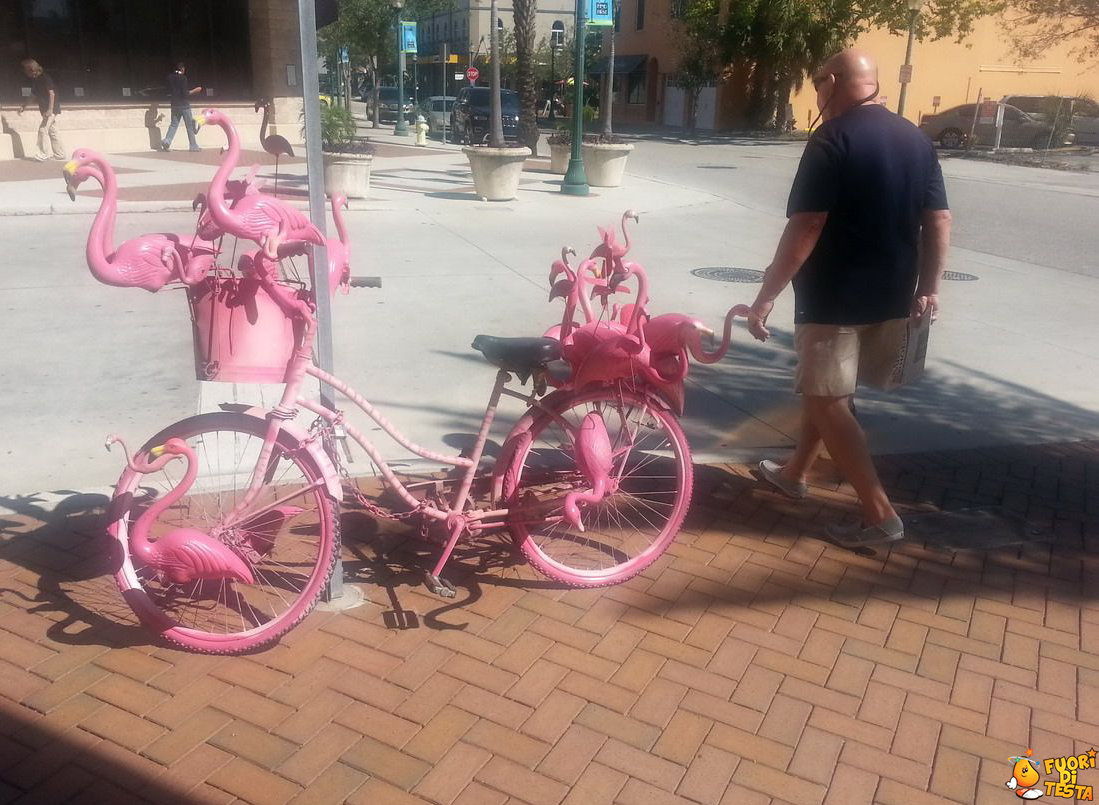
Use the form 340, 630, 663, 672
691, 267, 765, 283
905, 506, 1050, 552
697, 164, 738, 170
942, 271, 978, 281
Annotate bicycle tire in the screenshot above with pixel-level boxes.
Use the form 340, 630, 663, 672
108, 412, 339, 654
501, 387, 693, 587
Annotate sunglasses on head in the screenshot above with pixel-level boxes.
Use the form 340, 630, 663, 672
813, 71, 844, 89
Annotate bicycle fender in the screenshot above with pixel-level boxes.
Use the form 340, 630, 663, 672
221, 404, 344, 501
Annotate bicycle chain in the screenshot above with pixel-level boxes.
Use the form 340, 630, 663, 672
309, 415, 431, 534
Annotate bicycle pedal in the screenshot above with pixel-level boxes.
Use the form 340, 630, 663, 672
423, 572, 457, 599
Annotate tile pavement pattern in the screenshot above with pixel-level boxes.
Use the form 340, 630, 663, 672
0, 441, 1096, 804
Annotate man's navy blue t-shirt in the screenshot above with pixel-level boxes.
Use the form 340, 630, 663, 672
167, 71, 191, 110
787, 103, 948, 325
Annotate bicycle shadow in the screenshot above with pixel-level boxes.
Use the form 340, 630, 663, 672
0, 492, 154, 650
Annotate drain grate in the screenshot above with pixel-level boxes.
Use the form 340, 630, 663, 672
691, 267, 765, 283
942, 270, 978, 281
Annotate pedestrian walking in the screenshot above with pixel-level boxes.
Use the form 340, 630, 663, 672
161, 61, 203, 152
747, 48, 952, 548
20, 59, 65, 161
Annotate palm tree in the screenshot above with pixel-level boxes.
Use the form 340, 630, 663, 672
489, 0, 506, 146
601, 0, 619, 137
513, 0, 539, 153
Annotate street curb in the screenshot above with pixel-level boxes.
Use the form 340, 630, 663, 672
0, 198, 379, 217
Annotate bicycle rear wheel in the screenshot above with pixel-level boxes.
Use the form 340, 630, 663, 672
502, 387, 692, 586
108, 412, 339, 654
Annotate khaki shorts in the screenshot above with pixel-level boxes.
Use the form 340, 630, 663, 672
794, 319, 908, 396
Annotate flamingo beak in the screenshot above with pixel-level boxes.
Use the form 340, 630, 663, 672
149, 444, 168, 458
695, 323, 715, 338
194, 114, 206, 128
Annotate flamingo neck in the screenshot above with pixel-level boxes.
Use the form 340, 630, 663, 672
260, 102, 270, 143
331, 197, 349, 245
573, 262, 597, 322
625, 264, 649, 334
207, 118, 241, 229
129, 448, 198, 561
85, 159, 119, 280
691, 305, 747, 364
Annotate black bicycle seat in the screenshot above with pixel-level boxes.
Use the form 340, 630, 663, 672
471, 335, 561, 376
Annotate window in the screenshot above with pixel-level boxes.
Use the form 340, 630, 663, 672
627, 70, 645, 104
636, 0, 645, 29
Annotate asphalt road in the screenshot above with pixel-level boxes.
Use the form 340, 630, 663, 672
621, 134, 1099, 278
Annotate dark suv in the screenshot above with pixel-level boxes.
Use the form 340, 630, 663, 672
450, 87, 520, 144
360, 86, 414, 123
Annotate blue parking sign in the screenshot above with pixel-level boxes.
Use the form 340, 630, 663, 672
588, 0, 613, 26
401, 21, 418, 53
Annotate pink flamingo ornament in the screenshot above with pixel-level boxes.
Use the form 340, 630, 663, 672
255, 98, 294, 194
643, 304, 754, 365
63, 151, 217, 290
590, 210, 639, 276
196, 108, 323, 259
274, 194, 351, 296
562, 411, 615, 531
106, 436, 254, 585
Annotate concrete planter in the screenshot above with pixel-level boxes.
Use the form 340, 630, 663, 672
323, 152, 373, 199
581, 142, 634, 187
462, 146, 531, 201
548, 142, 571, 174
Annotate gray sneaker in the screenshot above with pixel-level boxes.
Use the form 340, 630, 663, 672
757, 460, 808, 500
825, 515, 904, 548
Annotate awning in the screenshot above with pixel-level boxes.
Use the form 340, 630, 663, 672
589, 54, 648, 76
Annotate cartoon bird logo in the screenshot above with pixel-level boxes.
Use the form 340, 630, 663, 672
1006, 750, 1044, 799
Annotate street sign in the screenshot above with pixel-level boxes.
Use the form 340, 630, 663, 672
898, 64, 912, 83
454, 72, 464, 81
400, 21, 417, 54
466, 66, 480, 82
588, 0, 614, 26
339, 45, 349, 64
932, 95, 941, 110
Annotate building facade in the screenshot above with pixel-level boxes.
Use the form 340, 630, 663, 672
600, 0, 1099, 130
1, 0, 307, 159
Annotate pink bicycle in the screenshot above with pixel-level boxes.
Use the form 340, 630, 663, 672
64, 114, 745, 654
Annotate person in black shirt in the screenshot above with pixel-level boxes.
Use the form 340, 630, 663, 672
20, 59, 65, 161
161, 62, 204, 152
748, 49, 952, 548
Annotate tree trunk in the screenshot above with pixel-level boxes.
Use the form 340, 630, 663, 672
489, 0, 506, 146
371, 58, 380, 128
602, 17, 616, 137
514, 0, 539, 153
773, 73, 793, 131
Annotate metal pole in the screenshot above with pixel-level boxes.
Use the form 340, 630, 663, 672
396, 16, 409, 135
549, 44, 555, 121
561, 3, 589, 195
896, 8, 918, 119
297, 0, 341, 600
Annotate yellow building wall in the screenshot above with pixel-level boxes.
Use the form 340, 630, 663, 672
791, 18, 1099, 126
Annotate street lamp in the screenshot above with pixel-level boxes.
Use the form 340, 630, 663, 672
561, 4, 589, 195
896, 0, 921, 119
393, 0, 409, 135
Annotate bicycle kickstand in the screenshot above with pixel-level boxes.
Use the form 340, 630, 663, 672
424, 520, 463, 599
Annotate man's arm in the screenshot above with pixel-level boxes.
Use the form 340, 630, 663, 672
46, 88, 55, 116
912, 208, 951, 321
748, 211, 828, 340
189, 85, 203, 95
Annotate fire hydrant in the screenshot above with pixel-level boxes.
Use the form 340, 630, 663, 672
414, 115, 429, 146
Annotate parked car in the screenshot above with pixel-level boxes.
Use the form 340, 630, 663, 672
450, 87, 520, 145
1002, 94, 1099, 146
919, 103, 1074, 149
361, 86, 414, 123
421, 95, 456, 135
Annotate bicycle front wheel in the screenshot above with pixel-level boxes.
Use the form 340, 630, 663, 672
108, 412, 339, 654
502, 387, 693, 587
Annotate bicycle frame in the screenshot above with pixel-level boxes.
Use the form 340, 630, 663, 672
218, 264, 568, 583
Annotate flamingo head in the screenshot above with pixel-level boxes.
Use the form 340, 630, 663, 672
149, 437, 190, 459
64, 149, 108, 199
623, 209, 639, 226
192, 192, 207, 212
330, 192, 349, 210
254, 97, 271, 112
64, 163, 103, 200
194, 108, 225, 130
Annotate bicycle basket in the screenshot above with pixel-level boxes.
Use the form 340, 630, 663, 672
187, 275, 305, 383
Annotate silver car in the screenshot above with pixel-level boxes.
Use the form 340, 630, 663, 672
919, 103, 1073, 149
1002, 94, 1099, 147
422, 95, 456, 135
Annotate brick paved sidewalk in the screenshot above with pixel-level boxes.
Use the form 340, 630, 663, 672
1, 441, 1096, 805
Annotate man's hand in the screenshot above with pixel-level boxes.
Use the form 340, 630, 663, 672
749, 298, 774, 342
911, 293, 939, 323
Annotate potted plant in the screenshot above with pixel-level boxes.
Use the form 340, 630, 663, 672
462, 0, 531, 200
547, 127, 572, 174
308, 103, 375, 199
583, 10, 634, 187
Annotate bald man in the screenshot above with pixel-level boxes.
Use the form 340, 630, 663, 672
748, 49, 952, 548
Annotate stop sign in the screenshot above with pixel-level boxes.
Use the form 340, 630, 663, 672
466, 67, 479, 82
